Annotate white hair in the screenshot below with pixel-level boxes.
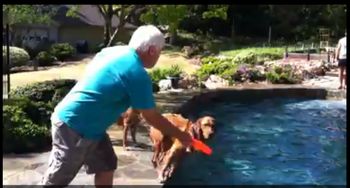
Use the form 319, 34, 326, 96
128, 25, 165, 52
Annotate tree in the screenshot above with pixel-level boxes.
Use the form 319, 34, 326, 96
106, 5, 144, 47
140, 5, 188, 44
64, 5, 144, 47
3, 5, 58, 44
140, 5, 228, 44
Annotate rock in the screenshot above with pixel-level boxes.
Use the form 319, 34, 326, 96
204, 75, 229, 89
178, 74, 199, 89
255, 65, 266, 74
158, 79, 172, 91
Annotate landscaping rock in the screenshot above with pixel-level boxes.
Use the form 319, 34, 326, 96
158, 79, 172, 91
204, 75, 230, 89
178, 74, 199, 89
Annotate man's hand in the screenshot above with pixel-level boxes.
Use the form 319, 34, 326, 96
137, 108, 193, 148
175, 130, 193, 148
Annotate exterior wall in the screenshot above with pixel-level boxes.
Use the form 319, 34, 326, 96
58, 25, 134, 52
58, 26, 104, 51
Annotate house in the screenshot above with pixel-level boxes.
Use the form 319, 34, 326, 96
12, 5, 138, 52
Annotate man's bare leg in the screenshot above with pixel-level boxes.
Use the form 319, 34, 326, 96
339, 67, 345, 89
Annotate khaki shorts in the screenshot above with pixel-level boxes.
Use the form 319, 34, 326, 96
41, 120, 117, 186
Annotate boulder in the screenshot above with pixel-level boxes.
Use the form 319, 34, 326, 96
178, 74, 199, 89
158, 79, 172, 91
204, 75, 229, 89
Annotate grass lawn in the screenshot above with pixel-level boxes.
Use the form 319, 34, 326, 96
10, 51, 198, 89
220, 47, 285, 57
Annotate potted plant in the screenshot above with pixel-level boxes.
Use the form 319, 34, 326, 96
165, 65, 183, 89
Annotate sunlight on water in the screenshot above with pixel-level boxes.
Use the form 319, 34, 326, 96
168, 98, 346, 185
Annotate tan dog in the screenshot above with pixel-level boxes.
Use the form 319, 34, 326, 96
149, 113, 215, 183
116, 108, 142, 150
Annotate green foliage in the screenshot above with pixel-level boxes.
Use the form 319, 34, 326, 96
248, 68, 266, 82
93, 43, 106, 53
4, 97, 53, 129
49, 43, 76, 61
196, 60, 238, 82
10, 79, 76, 104
141, 5, 188, 33
141, 5, 189, 44
4, 79, 77, 153
202, 5, 228, 20
266, 65, 302, 84
2, 46, 30, 68
3, 5, 57, 26
201, 56, 235, 65
148, 68, 167, 84
23, 39, 54, 60
51, 86, 72, 107
232, 51, 257, 65
165, 64, 183, 77
233, 65, 266, 82
148, 65, 185, 84
221, 47, 284, 64
35, 51, 56, 66
3, 103, 50, 153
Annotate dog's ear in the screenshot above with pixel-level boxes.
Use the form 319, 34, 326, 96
191, 119, 203, 140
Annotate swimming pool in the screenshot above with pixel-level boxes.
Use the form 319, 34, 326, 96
167, 98, 346, 185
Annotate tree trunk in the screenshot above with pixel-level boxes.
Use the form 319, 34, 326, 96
169, 30, 177, 45
231, 16, 235, 38
107, 23, 124, 47
107, 5, 140, 47
104, 19, 111, 46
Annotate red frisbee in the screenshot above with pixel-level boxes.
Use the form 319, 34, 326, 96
192, 138, 212, 155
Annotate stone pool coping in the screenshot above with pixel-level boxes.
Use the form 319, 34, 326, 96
158, 85, 346, 115
3, 84, 346, 185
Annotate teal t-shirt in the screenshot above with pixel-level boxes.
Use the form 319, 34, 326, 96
54, 46, 155, 140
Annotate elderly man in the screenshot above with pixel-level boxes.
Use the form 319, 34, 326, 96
41, 25, 192, 187
335, 31, 347, 89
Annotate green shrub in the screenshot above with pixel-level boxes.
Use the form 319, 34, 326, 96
164, 64, 184, 77
3, 104, 50, 153
148, 68, 168, 84
266, 65, 302, 84
93, 43, 106, 53
22, 39, 53, 59
35, 51, 56, 66
2, 46, 30, 68
196, 61, 238, 81
10, 79, 76, 103
51, 86, 72, 107
221, 47, 284, 64
148, 65, 185, 83
232, 51, 257, 64
200, 56, 234, 65
248, 68, 266, 82
50, 43, 76, 61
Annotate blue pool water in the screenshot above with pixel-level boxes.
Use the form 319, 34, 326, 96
168, 98, 346, 185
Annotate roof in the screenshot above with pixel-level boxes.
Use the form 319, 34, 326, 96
53, 5, 137, 29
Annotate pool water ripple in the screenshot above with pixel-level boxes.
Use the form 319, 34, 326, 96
168, 98, 346, 185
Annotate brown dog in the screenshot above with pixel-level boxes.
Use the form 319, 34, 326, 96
149, 113, 215, 183
116, 108, 143, 150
